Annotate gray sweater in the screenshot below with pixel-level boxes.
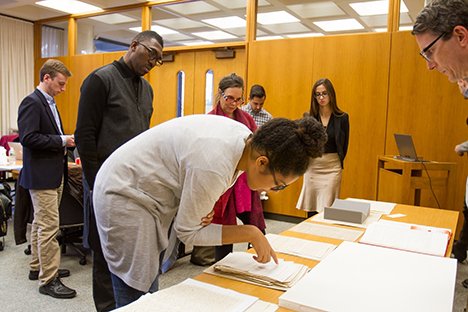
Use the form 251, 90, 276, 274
94, 115, 251, 292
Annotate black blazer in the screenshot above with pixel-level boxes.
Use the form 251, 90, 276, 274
17, 89, 67, 190
331, 112, 349, 169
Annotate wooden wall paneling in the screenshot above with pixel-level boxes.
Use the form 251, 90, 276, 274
67, 53, 105, 134
387, 31, 468, 235
148, 51, 195, 126
247, 38, 315, 217
103, 51, 126, 65
247, 38, 314, 120
192, 48, 246, 115
312, 33, 391, 203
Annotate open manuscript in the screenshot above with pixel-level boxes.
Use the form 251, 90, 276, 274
359, 220, 451, 257
204, 252, 309, 291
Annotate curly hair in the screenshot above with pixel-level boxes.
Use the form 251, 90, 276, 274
412, 0, 468, 40
250, 117, 327, 177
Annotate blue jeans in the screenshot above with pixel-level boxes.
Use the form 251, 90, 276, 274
111, 274, 145, 308
110, 253, 163, 308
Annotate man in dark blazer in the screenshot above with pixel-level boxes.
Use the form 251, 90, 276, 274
18, 59, 76, 299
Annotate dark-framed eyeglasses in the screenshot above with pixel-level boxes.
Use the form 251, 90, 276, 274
419, 32, 445, 62
314, 92, 329, 98
222, 91, 244, 105
137, 41, 163, 67
268, 167, 289, 191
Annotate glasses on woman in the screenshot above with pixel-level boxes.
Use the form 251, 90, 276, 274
137, 41, 163, 67
222, 91, 244, 105
269, 167, 289, 191
314, 92, 329, 98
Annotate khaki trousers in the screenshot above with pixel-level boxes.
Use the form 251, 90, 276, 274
29, 179, 64, 286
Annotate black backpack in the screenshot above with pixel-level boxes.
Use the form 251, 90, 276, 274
0, 182, 12, 238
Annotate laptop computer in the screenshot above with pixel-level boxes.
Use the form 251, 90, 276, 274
8, 142, 23, 160
393, 133, 430, 162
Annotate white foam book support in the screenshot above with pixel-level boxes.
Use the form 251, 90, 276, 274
279, 241, 456, 312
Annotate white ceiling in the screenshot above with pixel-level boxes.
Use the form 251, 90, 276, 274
0, 0, 425, 47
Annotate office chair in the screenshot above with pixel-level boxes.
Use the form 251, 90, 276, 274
56, 164, 87, 265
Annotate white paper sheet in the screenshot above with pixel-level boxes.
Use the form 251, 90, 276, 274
345, 198, 396, 214
288, 222, 364, 241
311, 211, 383, 228
116, 278, 258, 312
265, 233, 336, 261
279, 241, 457, 312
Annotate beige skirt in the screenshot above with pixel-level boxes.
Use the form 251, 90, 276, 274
296, 153, 342, 212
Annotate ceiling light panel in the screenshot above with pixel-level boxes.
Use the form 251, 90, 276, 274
89, 14, 137, 25
350, 0, 409, 16
129, 25, 178, 35
180, 40, 214, 46
155, 18, 204, 30
286, 33, 324, 38
36, 0, 102, 14
193, 30, 236, 40
287, 1, 345, 19
257, 11, 299, 25
165, 1, 219, 15
202, 16, 246, 29
261, 22, 311, 34
257, 35, 284, 41
211, 0, 271, 9
314, 19, 365, 32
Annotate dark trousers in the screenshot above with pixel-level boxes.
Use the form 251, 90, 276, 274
83, 177, 116, 312
110, 273, 144, 309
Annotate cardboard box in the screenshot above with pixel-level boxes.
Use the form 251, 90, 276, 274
324, 199, 370, 224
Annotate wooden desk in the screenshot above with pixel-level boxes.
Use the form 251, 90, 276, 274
376, 155, 457, 211
195, 204, 459, 311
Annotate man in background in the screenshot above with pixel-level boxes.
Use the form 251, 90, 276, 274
74, 30, 163, 312
239, 84, 273, 128
18, 59, 76, 299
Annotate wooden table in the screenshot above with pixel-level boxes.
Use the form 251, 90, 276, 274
194, 203, 459, 311
376, 155, 457, 211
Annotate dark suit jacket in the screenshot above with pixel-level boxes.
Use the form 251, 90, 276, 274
17, 88, 67, 190
331, 112, 349, 169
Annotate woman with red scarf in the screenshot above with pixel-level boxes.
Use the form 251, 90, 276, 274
208, 73, 265, 261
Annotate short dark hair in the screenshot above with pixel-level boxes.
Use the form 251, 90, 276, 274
133, 30, 164, 48
250, 117, 327, 177
39, 59, 72, 82
249, 84, 266, 99
412, 0, 468, 40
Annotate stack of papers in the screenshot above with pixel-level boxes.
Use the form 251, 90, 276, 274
289, 222, 364, 241
204, 252, 309, 291
265, 233, 336, 261
359, 220, 451, 257
115, 278, 278, 312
